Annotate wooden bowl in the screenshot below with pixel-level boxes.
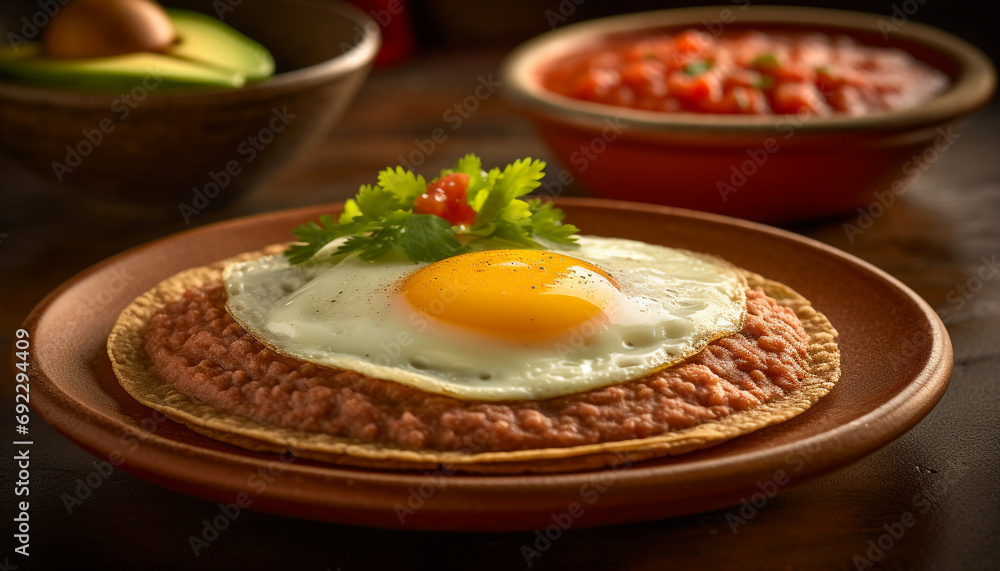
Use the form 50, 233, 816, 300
0, 0, 380, 216
500, 6, 996, 223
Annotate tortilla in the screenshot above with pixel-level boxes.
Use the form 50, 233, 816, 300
107, 247, 840, 474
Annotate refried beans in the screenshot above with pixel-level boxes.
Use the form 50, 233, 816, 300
145, 285, 809, 453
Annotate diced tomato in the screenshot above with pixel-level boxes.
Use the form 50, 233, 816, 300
622, 39, 662, 62
770, 63, 813, 83
813, 66, 836, 95
667, 71, 721, 103
675, 29, 712, 53
729, 86, 770, 114
619, 60, 666, 98
723, 69, 763, 90
414, 173, 476, 226
608, 85, 636, 107
450, 203, 477, 226
771, 82, 831, 115
826, 85, 868, 114
568, 68, 619, 100
658, 97, 682, 112
662, 50, 701, 72
700, 86, 770, 114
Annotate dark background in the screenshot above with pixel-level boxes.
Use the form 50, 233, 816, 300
408, 0, 998, 63
2, 0, 997, 61
1, 1, 997, 570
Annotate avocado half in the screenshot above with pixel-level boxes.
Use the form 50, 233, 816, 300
0, 9, 275, 90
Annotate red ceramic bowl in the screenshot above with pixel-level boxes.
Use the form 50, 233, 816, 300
500, 6, 995, 223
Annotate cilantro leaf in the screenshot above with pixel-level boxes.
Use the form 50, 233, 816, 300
497, 198, 532, 226
482, 199, 539, 248
286, 216, 372, 264
452, 154, 483, 179
377, 166, 426, 202
338, 198, 361, 223
338, 224, 401, 260
469, 167, 500, 211
488, 220, 540, 248
527, 199, 580, 248
355, 184, 404, 220
473, 158, 546, 232
400, 214, 469, 262
336, 210, 409, 260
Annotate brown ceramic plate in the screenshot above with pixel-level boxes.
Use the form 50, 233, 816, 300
23, 198, 952, 530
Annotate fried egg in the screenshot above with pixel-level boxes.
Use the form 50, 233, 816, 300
223, 236, 746, 400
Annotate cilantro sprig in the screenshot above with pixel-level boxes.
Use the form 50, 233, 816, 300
285, 155, 580, 265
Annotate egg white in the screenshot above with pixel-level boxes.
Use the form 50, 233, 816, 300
223, 236, 746, 401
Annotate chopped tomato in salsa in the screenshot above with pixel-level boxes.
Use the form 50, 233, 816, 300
542, 29, 949, 115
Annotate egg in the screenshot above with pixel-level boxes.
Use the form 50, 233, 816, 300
223, 236, 747, 400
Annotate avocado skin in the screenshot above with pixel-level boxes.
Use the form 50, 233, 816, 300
0, 9, 275, 91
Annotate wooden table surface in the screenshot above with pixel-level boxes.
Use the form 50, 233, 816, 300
2, 48, 998, 570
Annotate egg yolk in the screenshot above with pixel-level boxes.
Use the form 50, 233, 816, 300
400, 250, 619, 340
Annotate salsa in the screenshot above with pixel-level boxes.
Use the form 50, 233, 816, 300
542, 29, 950, 115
